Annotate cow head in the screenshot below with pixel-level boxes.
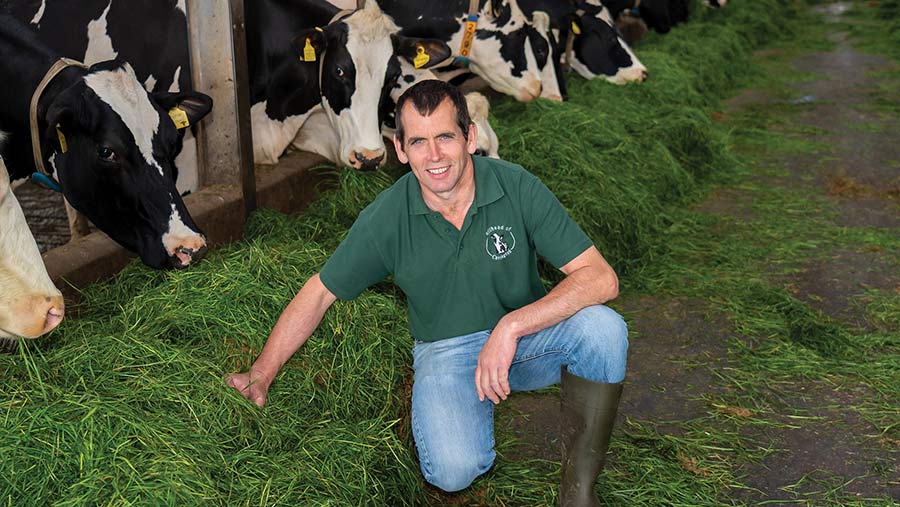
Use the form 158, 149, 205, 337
565, 1, 647, 84
43, 61, 212, 269
0, 156, 64, 344
527, 11, 566, 102
291, 1, 451, 171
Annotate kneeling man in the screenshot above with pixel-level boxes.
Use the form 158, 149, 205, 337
228, 80, 628, 506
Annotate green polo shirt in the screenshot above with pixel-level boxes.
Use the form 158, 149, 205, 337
319, 156, 593, 342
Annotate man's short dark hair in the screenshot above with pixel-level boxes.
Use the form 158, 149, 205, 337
395, 80, 472, 145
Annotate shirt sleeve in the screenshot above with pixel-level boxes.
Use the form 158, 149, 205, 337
524, 175, 593, 269
319, 217, 391, 300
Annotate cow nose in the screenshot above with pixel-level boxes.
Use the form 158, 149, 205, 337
351, 149, 385, 171
43, 299, 65, 334
640, 70, 649, 82
167, 237, 208, 269
474, 149, 487, 156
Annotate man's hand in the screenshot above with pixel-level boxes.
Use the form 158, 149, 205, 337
227, 368, 273, 407
475, 322, 520, 404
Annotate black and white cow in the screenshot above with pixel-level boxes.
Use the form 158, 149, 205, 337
246, 0, 455, 169
0, 15, 212, 269
519, 0, 647, 84
8, 0, 201, 192
0, 152, 64, 345
373, 0, 565, 102
603, 0, 689, 34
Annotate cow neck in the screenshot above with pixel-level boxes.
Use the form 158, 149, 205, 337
29, 58, 88, 189
454, 0, 483, 66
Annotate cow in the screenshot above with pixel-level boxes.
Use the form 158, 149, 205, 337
0, 15, 212, 269
518, 0, 647, 84
6, 0, 201, 193
0, 152, 64, 348
603, 0, 690, 34
246, 0, 457, 169
373, 0, 565, 102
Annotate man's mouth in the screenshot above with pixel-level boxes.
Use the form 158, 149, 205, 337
427, 166, 449, 175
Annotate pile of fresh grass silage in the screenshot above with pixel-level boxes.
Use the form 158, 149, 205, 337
1, 1, 804, 505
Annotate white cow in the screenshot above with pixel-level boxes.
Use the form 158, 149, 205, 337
0, 152, 64, 345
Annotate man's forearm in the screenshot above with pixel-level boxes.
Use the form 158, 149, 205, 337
251, 273, 337, 383
501, 247, 618, 339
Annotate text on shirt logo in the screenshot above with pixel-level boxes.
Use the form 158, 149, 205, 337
485, 225, 516, 260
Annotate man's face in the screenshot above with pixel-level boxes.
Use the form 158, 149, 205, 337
393, 98, 478, 201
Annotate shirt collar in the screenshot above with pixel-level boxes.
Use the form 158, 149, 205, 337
408, 155, 505, 215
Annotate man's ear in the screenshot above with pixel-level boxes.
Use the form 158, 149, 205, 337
393, 134, 409, 164
291, 27, 328, 64
466, 122, 478, 155
153, 91, 214, 129
393, 35, 452, 70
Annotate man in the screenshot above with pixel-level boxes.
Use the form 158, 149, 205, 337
228, 80, 628, 506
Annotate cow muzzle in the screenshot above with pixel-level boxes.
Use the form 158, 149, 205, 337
517, 80, 543, 102
1, 294, 65, 340
349, 149, 386, 172
166, 235, 208, 269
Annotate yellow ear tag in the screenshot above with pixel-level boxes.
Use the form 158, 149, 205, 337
168, 107, 190, 129
303, 38, 317, 62
56, 124, 68, 153
571, 21, 581, 35
413, 45, 430, 69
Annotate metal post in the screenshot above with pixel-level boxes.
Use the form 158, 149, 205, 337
185, 0, 256, 216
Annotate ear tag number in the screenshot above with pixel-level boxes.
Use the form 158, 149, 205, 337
168, 107, 190, 129
413, 45, 430, 69
571, 21, 581, 35
303, 38, 317, 62
56, 124, 68, 153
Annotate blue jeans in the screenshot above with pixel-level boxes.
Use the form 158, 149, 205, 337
410, 304, 628, 492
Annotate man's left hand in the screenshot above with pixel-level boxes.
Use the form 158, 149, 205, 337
475, 323, 519, 404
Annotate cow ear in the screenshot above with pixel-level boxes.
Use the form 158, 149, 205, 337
153, 91, 214, 130
531, 11, 551, 32
291, 28, 327, 64
44, 104, 75, 154
562, 13, 582, 36
393, 36, 452, 70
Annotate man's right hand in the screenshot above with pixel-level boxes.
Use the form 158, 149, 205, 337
227, 369, 272, 407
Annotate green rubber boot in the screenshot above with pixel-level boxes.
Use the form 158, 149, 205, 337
559, 366, 623, 507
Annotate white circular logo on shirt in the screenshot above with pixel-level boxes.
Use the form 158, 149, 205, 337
485, 226, 516, 260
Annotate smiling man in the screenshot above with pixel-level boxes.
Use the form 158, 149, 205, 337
228, 80, 628, 506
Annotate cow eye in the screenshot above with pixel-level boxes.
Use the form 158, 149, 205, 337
335, 66, 345, 78
97, 146, 117, 162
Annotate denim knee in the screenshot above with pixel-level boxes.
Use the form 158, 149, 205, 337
568, 305, 629, 383
422, 450, 494, 492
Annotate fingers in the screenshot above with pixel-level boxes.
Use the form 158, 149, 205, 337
475, 362, 510, 405
226, 372, 267, 407
475, 364, 485, 402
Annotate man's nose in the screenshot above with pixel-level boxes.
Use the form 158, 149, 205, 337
428, 141, 441, 161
